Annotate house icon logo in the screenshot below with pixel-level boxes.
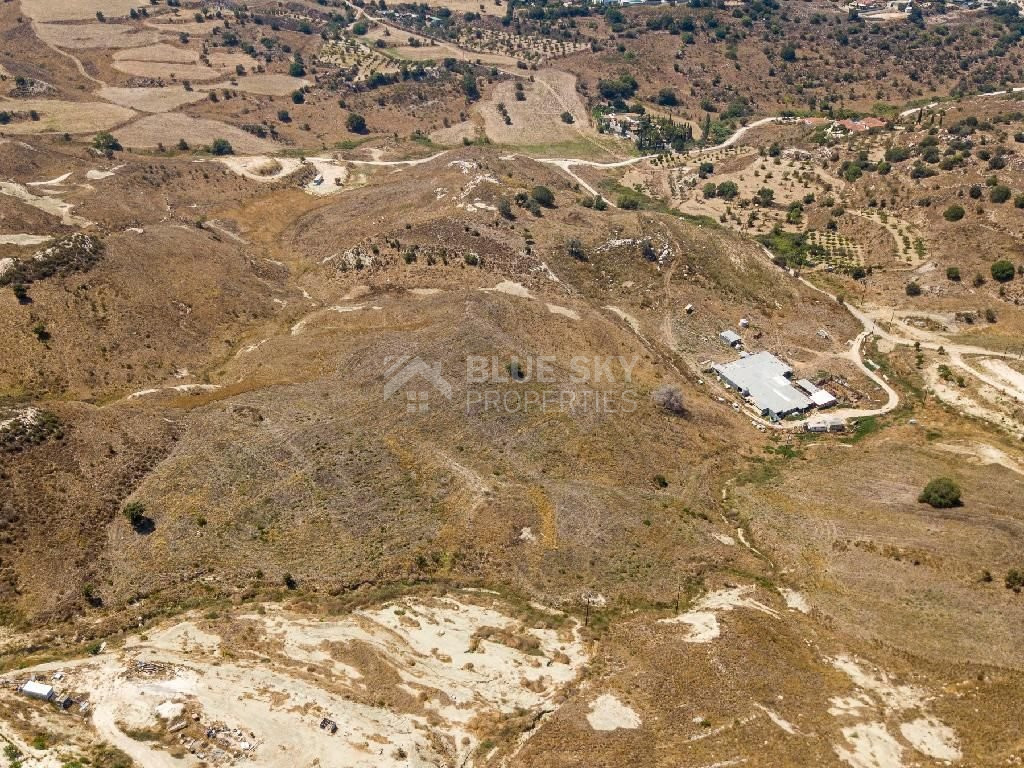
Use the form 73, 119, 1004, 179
382, 356, 453, 413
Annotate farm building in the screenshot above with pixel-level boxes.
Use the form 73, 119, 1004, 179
796, 378, 838, 408
719, 330, 742, 348
713, 351, 812, 420
21, 680, 54, 701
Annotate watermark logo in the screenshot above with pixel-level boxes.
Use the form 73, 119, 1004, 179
383, 353, 640, 415
382, 355, 453, 413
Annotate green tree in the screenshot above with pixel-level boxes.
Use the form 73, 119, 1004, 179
92, 132, 121, 153
210, 138, 233, 155
656, 87, 678, 106
461, 73, 479, 101
716, 181, 738, 200
946, 266, 960, 281
918, 477, 962, 508
346, 113, 366, 133
123, 501, 146, 527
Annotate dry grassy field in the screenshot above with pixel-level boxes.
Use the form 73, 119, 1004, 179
97, 85, 207, 112
33, 21, 167, 49
18, 0, 142, 22
0, 98, 135, 133
113, 113, 277, 152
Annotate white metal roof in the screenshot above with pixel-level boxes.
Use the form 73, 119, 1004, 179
712, 352, 811, 417
22, 680, 54, 698
810, 390, 837, 407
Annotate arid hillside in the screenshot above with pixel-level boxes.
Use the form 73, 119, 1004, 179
1, 0, 1023, 766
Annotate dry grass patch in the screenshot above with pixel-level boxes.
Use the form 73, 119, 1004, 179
98, 85, 207, 113
478, 70, 591, 146
429, 119, 480, 146
34, 21, 166, 49
0, 98, 135, 134
213, 73, 309, 96
111, 45, 256, 82
115, 113, 276, 153
19, 0, 142, 22
112, 42, 197, 64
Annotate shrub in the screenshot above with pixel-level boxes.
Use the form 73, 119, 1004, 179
530, 186, 554, 207
123, 501, 146, 527
291, 89, 305, 104
567, 238, 586, 261
946, 266, 960, 281
283, 572, 297, 589
1007, 569, 1024, 593
918, 477, 961, 508
905, 281, 922, 296
210, 138, 233, 155
656, 88, 678, 106
991, 259, 1015, 282
652, 385, 685, 415
990, 185, 1011, 204
346, 113, 367, 133
942, 204, 964, 222
560, 111, 574, 124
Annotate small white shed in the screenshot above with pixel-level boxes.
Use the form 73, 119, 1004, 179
22, 680, 54, 701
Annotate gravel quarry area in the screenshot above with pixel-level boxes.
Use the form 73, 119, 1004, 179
1, 594, 589, 768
